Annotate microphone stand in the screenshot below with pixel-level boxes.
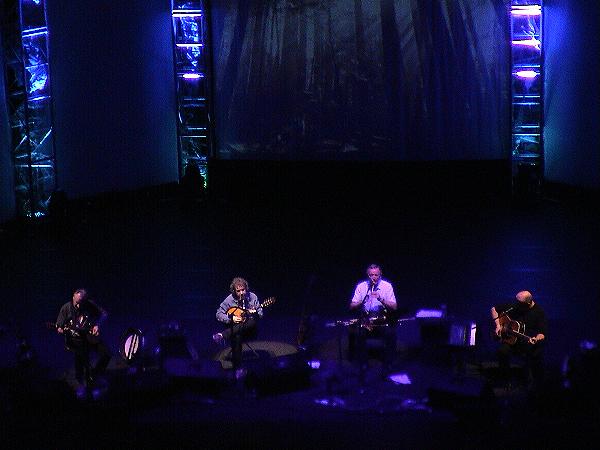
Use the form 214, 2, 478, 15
357, 282, 374, 393
228, 293, 245, 370
492, 305, 515, 322
491, 306, 517, 343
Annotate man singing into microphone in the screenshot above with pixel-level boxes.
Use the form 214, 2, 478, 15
213, 277, 263, 371
348, 264, 397, 374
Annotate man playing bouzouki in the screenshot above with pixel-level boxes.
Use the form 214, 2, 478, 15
55, 288, 111, 386
490, 290, 547, 390
213, 277, 263, 371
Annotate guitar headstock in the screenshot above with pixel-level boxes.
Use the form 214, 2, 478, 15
261, 297, 276, 308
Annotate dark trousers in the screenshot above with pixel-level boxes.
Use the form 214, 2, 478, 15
348, 324, 396, 370
220, 318, 258, 369
71, 339, 111, 383
497, 341, 545, 387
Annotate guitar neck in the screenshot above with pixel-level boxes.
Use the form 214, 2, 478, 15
511, 329, 531, 339
259, 297, 276, 309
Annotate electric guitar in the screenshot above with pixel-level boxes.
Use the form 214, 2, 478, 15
495, 314, 533, 345
226, 297, 276, 323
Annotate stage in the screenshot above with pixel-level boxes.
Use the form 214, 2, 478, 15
1, 182, 598, 448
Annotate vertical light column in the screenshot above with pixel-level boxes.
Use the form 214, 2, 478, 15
510, 2, 543, 198
1, 0, 56, 218
171, 1, 212, 187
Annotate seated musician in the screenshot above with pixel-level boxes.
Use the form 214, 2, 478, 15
55, 288, 111, 386
348, 264, 397, 373
213, 277, 263, 370
490, 290, 547, 389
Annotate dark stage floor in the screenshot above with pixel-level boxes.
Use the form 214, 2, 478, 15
1, 183, 599, 448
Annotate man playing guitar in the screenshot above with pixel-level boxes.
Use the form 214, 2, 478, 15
213, 277, 264, 372
490, 290, 547, 389
56, 288, 111, 386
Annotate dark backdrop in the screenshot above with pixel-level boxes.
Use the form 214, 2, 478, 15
544, 0, 600, 189
0, 33, 16, 223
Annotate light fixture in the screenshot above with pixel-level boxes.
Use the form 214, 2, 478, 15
388, 373, 412, 385
514, 70, 539, 78
511, 5, 541, 16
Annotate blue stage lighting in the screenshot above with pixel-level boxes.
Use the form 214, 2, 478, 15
1, 0, 56, 217
171, 0, 212, 188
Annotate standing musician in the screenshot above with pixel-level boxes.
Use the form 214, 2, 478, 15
348, 264, 397, 373
213, 277, 263, 370
490, 290, 547, 389
55, 288, 111, 385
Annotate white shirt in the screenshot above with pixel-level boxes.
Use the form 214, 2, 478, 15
350, 279, 397, 315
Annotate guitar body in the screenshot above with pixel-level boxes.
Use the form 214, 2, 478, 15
498, 314, 527, 345
48, 314, 97, 351
226, 306, 247, 320
226, 297, 276, 323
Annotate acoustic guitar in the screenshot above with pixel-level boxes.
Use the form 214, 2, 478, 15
496, 314, 533, 345
226, 297, 276, 323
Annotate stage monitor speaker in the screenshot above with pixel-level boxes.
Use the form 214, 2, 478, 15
214, 340, 298, 369
214, 341, 311, 395
163, 358, 228, 396
417, 319, 478, 347
427, 377, 493, 418
244, 351, 312, 396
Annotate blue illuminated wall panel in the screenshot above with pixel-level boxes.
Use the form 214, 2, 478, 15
46, 0, 179, 198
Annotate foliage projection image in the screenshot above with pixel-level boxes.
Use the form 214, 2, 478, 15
212, 0, 509, 161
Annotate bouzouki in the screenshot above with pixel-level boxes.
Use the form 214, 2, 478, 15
46, 313, 98, 350
226, 297, 276, 323
496, 314, 533, 345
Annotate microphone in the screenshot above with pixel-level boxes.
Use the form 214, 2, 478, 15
361, 281, 372, 305
494, 305, 514, 321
